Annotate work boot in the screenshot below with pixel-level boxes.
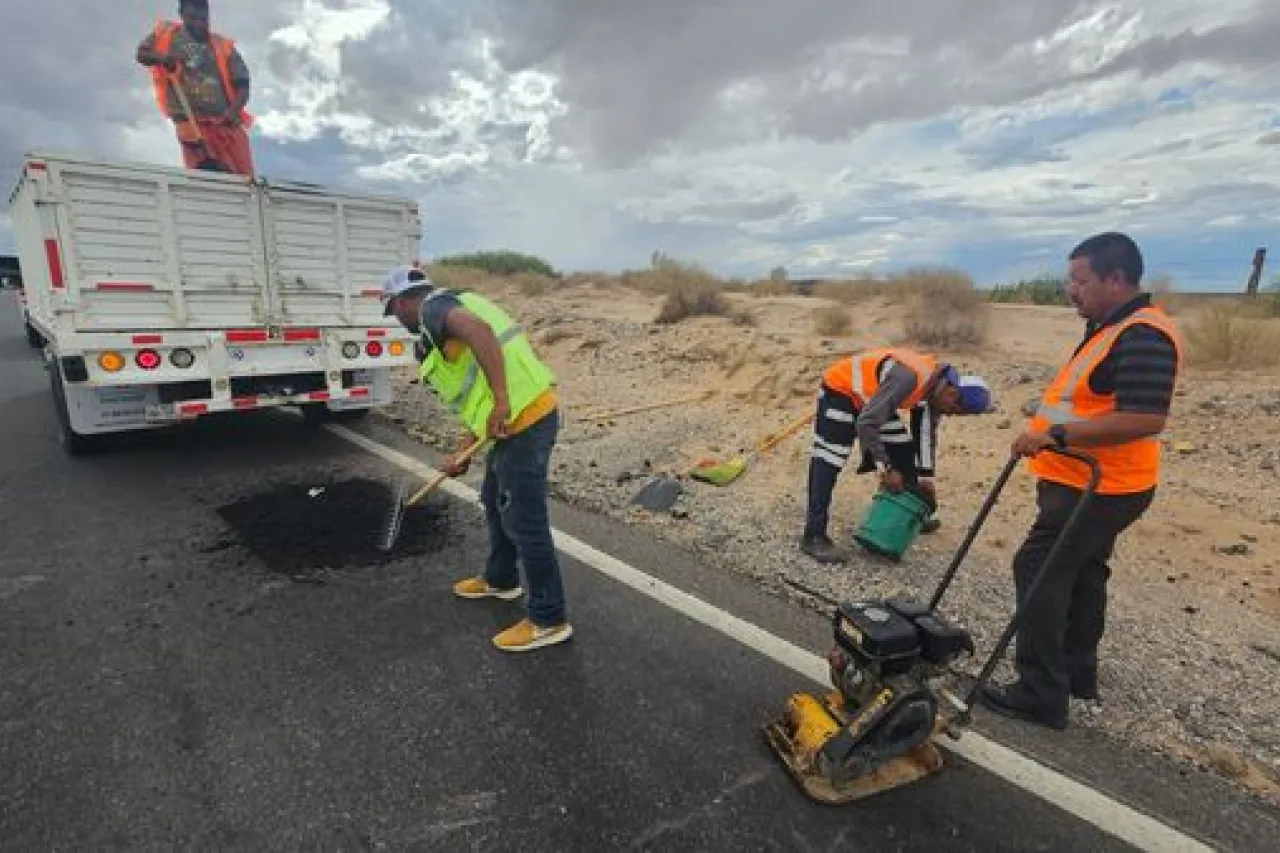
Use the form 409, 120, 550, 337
977, 682, 1068, 731
799, 533, 846, 564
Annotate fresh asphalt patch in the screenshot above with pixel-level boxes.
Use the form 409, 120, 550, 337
209, 476, 458, 578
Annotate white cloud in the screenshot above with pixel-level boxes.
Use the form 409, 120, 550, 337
1, 0, 1277, 291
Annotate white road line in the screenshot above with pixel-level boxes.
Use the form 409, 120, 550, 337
327, 424, 1216, 853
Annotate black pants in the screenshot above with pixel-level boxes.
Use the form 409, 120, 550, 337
1012, 480, 1154, 714
803, 385, 920, 540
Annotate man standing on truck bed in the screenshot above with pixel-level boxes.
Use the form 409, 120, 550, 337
135, 0, 255, 177
801, 347, 992, 563
381, 266, 573, 653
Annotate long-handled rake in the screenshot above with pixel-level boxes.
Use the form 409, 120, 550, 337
688, 411, 814, 486
377, 437, 491, 552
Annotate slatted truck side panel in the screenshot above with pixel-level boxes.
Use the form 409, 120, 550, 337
7, 150, 420, 455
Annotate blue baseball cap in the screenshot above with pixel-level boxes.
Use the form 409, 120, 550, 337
956, 374, 992, 413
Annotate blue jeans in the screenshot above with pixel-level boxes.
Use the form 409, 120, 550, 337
481, 408, 566, 626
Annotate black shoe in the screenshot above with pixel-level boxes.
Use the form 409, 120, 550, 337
799, 534, 846, 564
977, 683, 1068, 731
921, 517, 941, 534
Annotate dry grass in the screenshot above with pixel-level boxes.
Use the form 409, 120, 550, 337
896, 267, 990, 350
630, 257, 733, 324
749, 279, 795, 297
423, 263, 555, 297
812, 277, 896, 304
1184, 303, 1280, 368
423, 262, 495, 292
812, 302, 853, 337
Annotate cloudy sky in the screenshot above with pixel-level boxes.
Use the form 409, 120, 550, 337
1, 0, 1277, 289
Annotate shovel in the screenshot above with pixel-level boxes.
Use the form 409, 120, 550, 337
376, 436, 491, 552
167, 69, 234, 174
688, 411, 814, 486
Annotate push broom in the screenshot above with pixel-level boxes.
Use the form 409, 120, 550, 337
377, 436, 491, 552
688, 412, 814, 486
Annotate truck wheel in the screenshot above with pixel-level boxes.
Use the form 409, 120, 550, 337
49, 362, 99, 456
25, 321, 43, 349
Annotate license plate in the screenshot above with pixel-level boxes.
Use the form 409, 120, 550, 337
90, 387, 156, 426
226, 344, 323, 373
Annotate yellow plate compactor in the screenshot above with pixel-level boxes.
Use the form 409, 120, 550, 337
765, 448, 1100, 804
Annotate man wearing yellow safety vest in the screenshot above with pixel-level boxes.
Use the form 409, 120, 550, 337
977, 232, 1182, 730
802, 347, 992, 563
381, 267, 572, 653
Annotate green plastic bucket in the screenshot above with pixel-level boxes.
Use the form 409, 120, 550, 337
853, 489, 933, 562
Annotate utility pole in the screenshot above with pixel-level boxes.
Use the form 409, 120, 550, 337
1246, 248, 1266, 297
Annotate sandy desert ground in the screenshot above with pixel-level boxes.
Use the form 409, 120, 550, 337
374, 273, 1280, 806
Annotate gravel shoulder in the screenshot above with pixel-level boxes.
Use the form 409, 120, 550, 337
378, 280, 1280, 807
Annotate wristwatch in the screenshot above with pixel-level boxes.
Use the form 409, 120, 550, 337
1048, 424, 1068, 449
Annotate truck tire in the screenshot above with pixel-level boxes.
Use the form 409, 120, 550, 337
49, 361, 100, 456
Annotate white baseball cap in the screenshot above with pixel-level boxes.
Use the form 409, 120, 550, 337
381, 266, 432, 315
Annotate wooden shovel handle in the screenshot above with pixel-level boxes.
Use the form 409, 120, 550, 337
406, 437, 490, 507
755, 413, 814, 454
582, 390, 714, 421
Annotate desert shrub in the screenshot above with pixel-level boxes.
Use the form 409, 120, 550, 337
617, 254, 732, 322
655, 278, 731, 323
812, 303, 853, 337
988, 275, 1071, 305
896, 267, 989, 349
1184, 303, 1280, 368
434, 250, 558, 277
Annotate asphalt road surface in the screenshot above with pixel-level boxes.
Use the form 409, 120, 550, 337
2, 293, 1277, 852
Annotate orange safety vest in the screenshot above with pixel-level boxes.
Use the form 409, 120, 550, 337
823, 347, 937, 409
148, 20, 254, 130
1027, 305, 1182, 494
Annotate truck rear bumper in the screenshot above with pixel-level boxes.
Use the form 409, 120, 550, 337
61, 368, 395, 435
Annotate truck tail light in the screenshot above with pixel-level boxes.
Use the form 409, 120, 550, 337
342, 342, 360, 359
365, 341, 383, 357
170, 348, 195, 369
136, 349, 162, 370
389, 341, 405, 356
98, 351, 125, 372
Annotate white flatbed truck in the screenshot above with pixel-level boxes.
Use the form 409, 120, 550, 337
7, 150, 422, 454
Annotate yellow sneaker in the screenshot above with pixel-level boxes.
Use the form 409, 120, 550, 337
453, 577, 523, 601
492, 618, 574, 652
